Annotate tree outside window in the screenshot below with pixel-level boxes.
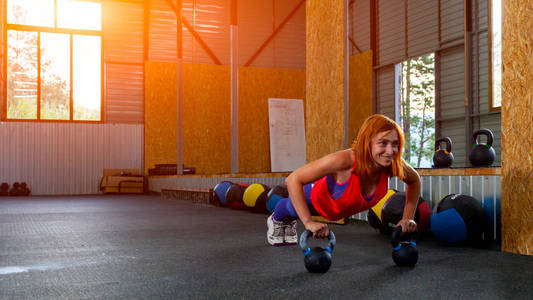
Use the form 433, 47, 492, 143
5, 0, 102, 121
397, 53, 435, 168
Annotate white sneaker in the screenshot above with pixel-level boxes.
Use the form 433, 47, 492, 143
283, 220, 298, 245
267, 214, 285, 246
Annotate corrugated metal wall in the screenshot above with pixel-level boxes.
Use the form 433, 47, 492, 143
0, 122, 143, 195
0, 1, 3, 121
377, 65, 395, 119
149, 0, 305, 69
149, 175, 287, 192
441, 0, 464, 41
407, 0, 439, 57
150, 173, 501, 242
440, 45, 467, 165
103, 0, 145, 124
352, 0, 501, 167
377, 0, 404, 66
271, 0, 305, 69
351, 175, 502, 243
349, 0, 370, 55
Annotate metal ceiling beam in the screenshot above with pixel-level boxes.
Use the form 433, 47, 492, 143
348, 36, 362, 54
165, 0, 222, 65
244, 0, 305, 67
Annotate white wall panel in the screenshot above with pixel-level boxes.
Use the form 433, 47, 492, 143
0, 123, 143, 195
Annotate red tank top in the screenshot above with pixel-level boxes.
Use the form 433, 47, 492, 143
310, 157, 389, 221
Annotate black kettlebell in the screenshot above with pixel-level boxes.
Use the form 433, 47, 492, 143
9, 182, 20, 196
433, 137, 454, 168
391, 226, 418, 267
20, 182, 30, 196
299, 230, 336, 273
469, 129, 496, 167
0, 183, 9, 196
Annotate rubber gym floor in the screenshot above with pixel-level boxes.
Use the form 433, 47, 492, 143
1, 194, 532, 299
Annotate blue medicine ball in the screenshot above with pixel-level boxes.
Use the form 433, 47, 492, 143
267, 185, 289, 213
430, 194, 486, 247
213, 181, 232, 206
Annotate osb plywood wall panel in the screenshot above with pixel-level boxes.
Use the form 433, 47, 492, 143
501, 0, 533, 255
238, 67, 306, 173
183, 64, 231, 174
306, 0, 345, 162
145, 62, 231, 175
145, 62, 177, 175
348, 50, 373, 145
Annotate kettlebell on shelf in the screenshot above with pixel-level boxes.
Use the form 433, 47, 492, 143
299, 230, 336, 273
433, 137, 454, 168
469, 129, 496, 167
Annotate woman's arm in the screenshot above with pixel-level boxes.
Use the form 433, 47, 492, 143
397, 159, 421, 233
285, 149, 354, 238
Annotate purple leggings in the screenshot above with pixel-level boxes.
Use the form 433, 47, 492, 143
273, 183, 318, 221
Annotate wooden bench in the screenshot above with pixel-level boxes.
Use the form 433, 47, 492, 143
100, 169, 144, 194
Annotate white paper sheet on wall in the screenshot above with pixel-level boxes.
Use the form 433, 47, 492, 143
268, 98, 306, 172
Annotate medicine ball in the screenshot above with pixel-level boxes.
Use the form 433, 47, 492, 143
225, 182, 249, 210
430, 194, 486, 247
243, 183, 270, 213
381, 191, 431, 235
213, 181, 232, 206
367, 189, 397, 233
266, 185, 289, 213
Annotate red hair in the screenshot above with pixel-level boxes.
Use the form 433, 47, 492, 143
351, 114, 405, 179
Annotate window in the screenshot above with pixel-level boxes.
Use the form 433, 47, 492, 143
396, 53, 435, 168
490, 0, 502, 110
5, 0, 102, 121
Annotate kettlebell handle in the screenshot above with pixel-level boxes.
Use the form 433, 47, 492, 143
391, 226, 417, 249
472, 129, 494, 147
435, 137, 452, 153
299, 230, 336, 255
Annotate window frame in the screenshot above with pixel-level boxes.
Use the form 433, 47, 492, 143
2, 0, 104, 123
488, 0, 502, 112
